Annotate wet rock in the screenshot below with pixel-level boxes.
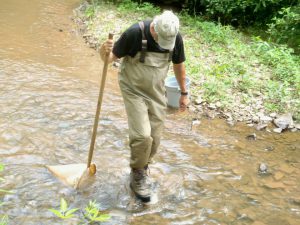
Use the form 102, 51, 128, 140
204, 110, 216, 119
227, 120, 235, 126
273, 128, 282, 133
215, 101, 222, 108
27, 200, 38, 207
191, 118, 201, 130
237, 208, 256, 221
256, 123, 267, 131
237, 117, 244, 122
191, 118, 201, 126
258, 163, 268, 174
208, 103, 216, 110
291, 128, 298, 132
273, 113, 293, 130
246, 133, 256, 141
264, 146, 274, 151
290, 197, 300, 206
269, 112, 277, 118
252, 115, 259, 123
188, 105, 197, 113
3, 194, 19, 203
295, 123, 300, 130
194, 96, 203, 105
259, 115, 273, 123
266, 128, 272, 133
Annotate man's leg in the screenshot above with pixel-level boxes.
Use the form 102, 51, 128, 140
148, 99, 166, 164
121, 89, 153, 202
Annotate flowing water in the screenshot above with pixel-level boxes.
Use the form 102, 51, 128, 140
0, 0, 299, 224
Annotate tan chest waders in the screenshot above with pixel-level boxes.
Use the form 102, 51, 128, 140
118, 22, 172, 169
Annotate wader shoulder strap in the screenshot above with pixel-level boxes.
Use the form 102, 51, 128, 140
138, 21, 147, 63
168, 50, 173, 62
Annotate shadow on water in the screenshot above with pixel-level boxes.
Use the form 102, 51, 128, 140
0, 0, 299, 224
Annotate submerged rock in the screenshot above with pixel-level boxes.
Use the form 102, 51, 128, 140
258, 163, 268, 174
273, 113, 294, 130
246, 133, 256, 141
264, 146, 274, 151
273, 128, 283, 133
256, 123, 267, 131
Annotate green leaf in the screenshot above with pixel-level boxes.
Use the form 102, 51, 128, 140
0, 164, 4, 172
0, 215, 8, 225
93, 214, 111, 222
60, 198, 68, 212
65, 208, 79, 217
49, 209, 64, 218
0, 189, 13, 194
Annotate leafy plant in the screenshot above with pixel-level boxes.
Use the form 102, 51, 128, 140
267, 6, 300, 48
49, 198, 111, 224
83, 200, 111, 223
0, 215, 8, 225
117, 0, 160, 17
0, 164, 9, 225
49, 198, 79, 220
0, 164, 13, 194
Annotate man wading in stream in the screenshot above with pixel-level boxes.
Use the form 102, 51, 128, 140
100, 10, 189, 202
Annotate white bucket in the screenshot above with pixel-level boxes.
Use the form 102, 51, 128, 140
165, 76, 190, 108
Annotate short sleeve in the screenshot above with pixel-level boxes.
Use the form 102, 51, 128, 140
112, 25, 141, 58
172, 33, 185, 64
112, 32, 130, 59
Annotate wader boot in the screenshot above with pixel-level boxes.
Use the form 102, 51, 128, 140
119, 21, 172, 201
130, 168, 151, 202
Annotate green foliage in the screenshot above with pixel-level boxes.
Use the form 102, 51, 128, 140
49, 198, 110, 224
117, 0, 160, 18
85, 5, 97, 19
186, 0, 297, 24
185, 0, 300, 52
252, 37, 300, 85
0, 215, 8, 225
263, 80, 292, 112
203, 78, 229, 103
0, 164, 13, 194
267, 6, 300, 49
83, 200, 111, 223
0, 164, 9, 225
49, 198, 79, 220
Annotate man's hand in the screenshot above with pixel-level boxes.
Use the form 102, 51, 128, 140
179, 95, 190, 111
99, 38, 117, 63
102, 39, 114, 53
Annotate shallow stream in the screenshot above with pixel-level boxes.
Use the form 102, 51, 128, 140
0, 0, 299, 224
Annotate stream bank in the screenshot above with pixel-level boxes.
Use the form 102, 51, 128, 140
72, 1, 300, 135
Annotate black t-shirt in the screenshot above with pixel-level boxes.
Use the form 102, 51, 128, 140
112, 20, 185, 64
